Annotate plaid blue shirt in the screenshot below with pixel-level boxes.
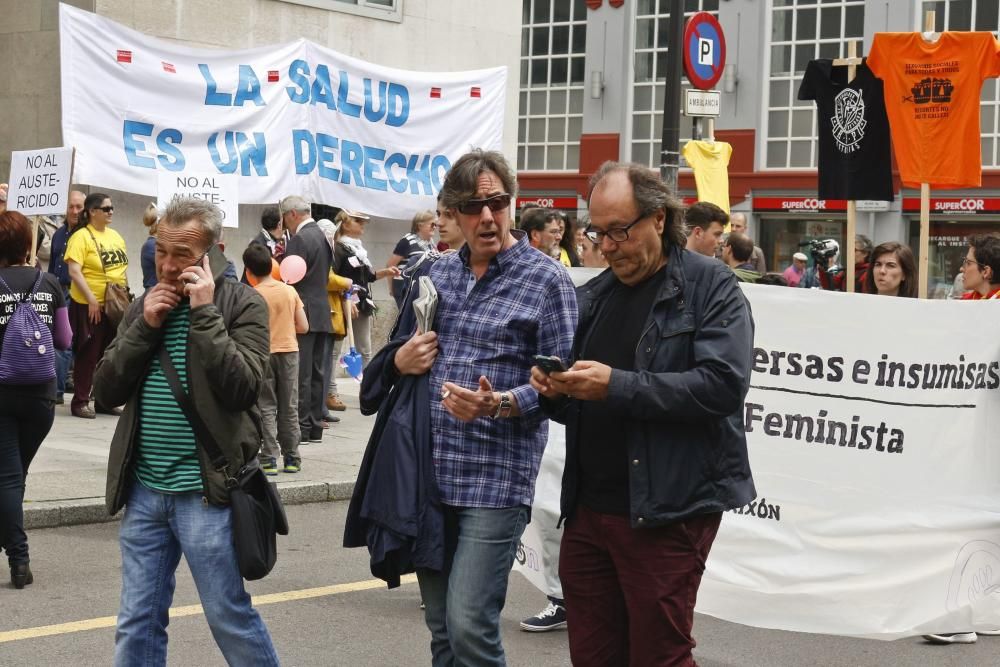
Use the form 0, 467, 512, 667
428, 232, 578, 508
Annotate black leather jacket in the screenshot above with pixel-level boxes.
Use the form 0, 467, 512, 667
547, 246, 756, 528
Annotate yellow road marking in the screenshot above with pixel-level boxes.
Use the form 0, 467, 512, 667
0, 574, 417, 644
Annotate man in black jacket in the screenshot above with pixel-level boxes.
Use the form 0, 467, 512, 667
280, 195, 332, 444
531, 161, 755, 666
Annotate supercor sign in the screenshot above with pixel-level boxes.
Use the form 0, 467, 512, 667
753, 197, 849, 213
516, 196, 579, 209
902, 197, 1000, 214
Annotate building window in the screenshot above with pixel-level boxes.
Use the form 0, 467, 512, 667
763, 0, 864, 169
277, 0, 402, 22
921, 0, 1000, 167
518, 0, 588, 172
630, 0, 719, 169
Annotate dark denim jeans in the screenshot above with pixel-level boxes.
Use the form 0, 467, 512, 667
0, 393, 54, 565
55, 348, 73, 396
416, 504, 529, 667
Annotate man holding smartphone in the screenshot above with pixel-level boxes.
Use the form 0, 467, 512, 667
94, 197, 277, 665
392, 149, 577, 666
531, 161, 755, 666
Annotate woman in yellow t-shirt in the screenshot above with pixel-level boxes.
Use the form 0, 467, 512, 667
63, 193, 129, 419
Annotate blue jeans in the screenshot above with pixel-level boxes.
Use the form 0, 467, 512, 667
0, 394, 53, 565
115, 483, 279, 666
55, 348, 73, 396
55, 287, 73, 396
416, 505, 529, 667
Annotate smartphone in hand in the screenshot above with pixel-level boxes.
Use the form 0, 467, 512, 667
533, 354, 568, 375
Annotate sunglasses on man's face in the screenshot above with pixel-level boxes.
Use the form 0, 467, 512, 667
95, 206, 114, 214
457, 193, 511, 216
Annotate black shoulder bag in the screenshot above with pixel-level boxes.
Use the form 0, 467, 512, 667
157, 346, 289, 580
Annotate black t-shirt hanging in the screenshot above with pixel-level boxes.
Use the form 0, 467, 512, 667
798, 59, 894, 202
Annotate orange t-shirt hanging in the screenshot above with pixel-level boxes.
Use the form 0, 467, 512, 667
868, 32, 1000, 189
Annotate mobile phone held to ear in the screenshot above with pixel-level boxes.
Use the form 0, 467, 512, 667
533, 354, 568, 374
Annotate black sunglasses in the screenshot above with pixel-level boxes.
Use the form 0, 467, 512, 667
94, 206, 114, 214
458, 193, 511, 216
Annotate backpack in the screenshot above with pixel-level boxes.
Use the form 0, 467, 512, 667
0, 271, 56, 385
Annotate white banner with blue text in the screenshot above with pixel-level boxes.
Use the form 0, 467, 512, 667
518, 284, 1000, 639
59, 4, 506, 219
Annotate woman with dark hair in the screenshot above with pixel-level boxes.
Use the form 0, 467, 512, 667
63, 192, 128, 419
139, 202, 159, 289
864, 242, 918, 298
0, 211, 72, 588
555, 212, 582, 267
958, 234, 1000, 300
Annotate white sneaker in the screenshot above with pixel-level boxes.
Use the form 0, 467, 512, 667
975, 629, 1000, 636
923, 632, 978, 644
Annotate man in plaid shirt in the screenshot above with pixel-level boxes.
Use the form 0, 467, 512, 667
393, 149, 577, 665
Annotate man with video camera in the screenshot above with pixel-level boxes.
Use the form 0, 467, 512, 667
800, 235, 872, 291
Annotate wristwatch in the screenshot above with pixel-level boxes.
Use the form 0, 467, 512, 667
491, 391, 512, 419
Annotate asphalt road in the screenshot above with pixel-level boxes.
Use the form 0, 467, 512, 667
2, 502, 996, 666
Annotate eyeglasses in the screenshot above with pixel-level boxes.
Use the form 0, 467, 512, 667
457, 193, 511, 216
585, 213, 647, 244
95, 206, 114, 214
962, 257, 986, 270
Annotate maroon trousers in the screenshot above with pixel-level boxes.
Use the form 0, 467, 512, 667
559, 506, 722, 667
69, 300, 116, 411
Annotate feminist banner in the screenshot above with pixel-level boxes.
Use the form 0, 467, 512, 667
59, 4, 505, 219
519, 284, 1000, 639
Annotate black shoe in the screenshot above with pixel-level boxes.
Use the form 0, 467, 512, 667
308, 426, 323, 444
11, 563, 32, 589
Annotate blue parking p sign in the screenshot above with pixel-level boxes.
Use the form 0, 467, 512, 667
683, 12, 726, 90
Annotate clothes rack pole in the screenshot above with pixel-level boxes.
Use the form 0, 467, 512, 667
917, 10, 937, 298
833, 40, 862, 292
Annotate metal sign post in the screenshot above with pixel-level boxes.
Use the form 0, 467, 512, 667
659, 0, 686, 191
676, 11, 726, 183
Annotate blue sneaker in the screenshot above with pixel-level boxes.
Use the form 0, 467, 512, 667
260, 456, 278, 476
520, 601, 567, 632
283, 456, 301, 473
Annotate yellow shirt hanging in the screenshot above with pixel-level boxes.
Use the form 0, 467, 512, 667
682, 140, 733, 214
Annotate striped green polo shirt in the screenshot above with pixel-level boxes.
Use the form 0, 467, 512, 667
134, 302, 203, 493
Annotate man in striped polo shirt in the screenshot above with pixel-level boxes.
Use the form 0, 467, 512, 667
95, 197, 278, 665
